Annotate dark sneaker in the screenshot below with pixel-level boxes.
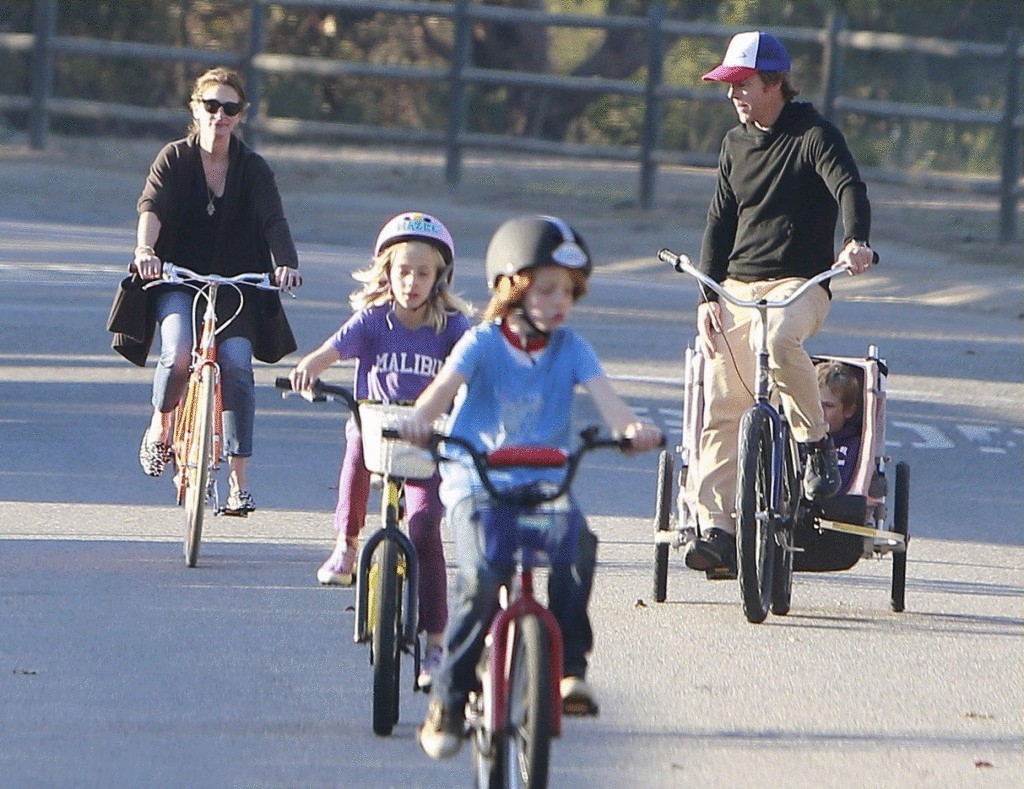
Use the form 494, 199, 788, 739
560, 675, 600, 716
683, 528, 736, 572
418, 699, 464, 759
802, 436, 841, 501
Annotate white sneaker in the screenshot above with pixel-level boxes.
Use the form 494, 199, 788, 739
560, 675, 600, 716
316, 540, 357, 586
418, 700, 463, 759
417, 644, 444, 691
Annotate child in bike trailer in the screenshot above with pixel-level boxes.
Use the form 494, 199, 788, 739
817, 360, 863, 495
397, 215, 663, 760
288, 212, 472, 690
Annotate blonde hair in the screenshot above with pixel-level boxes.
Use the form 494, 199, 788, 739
188, 67, 247, 136
481, 266, 589, 322
350, 241, 473, 332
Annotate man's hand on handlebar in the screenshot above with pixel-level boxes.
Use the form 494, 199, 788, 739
835, 239, 875, 275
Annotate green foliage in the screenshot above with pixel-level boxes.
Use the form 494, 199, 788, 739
0, 0, 1018, 180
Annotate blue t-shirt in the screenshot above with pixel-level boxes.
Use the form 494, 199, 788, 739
330, 304, 470, 402
438, 320, 604, 508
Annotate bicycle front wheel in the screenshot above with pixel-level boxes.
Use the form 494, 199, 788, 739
371, 537, 400, 736
183, 366, 215, 568
736, 407, 775, 624
500, 614, 552, 789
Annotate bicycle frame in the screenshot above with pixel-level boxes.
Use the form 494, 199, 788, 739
659, 248, 849, 522
424, 430, 630, 741
144, 263, 280, 565
173, 281, 225, 508
353, 475, 420, 651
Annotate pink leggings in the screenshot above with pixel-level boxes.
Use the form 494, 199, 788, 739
335, 417, 448, 635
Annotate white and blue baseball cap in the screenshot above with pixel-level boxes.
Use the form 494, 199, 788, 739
702, 31, 791, 82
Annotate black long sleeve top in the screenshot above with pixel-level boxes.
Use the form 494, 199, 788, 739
699, 101, 871, 300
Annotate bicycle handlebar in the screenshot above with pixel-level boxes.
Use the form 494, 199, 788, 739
381, 426, 642, 507
138, 262, 282, 292
657, 247, 877, 310
274, 377, 360, 425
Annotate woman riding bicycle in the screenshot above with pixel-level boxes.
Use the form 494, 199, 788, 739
685, 31, 875, 574
397, 215, 662, 759
113, 67, 301, 515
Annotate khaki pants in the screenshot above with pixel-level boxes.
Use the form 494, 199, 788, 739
696, 278, 830, 535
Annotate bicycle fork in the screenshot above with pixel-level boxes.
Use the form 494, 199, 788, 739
353, 482, 419, 650
484, 566, 564, 739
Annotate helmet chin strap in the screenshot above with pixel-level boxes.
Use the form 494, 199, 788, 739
514, 306, 549, 338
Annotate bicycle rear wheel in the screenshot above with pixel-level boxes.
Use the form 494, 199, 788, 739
652, 449, 674, 603
183, 366, 215, 568
736, 407, 775, 624
770, 430, 799, 616
499, 614, 552, 789
371, 537, 400, 736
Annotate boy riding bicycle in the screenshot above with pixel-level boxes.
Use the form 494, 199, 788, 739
397, 215, 662, 759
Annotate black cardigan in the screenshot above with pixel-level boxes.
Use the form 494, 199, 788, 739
109, 134, 297, 366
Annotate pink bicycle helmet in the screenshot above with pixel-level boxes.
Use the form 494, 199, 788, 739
374, 212, 456, 282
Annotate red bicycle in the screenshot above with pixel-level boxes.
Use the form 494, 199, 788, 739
408, 427, 638, 789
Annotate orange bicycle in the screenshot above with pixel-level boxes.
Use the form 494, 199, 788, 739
143, 262, 281, 567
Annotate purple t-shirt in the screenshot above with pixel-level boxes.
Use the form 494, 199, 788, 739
330, 304, 470, 402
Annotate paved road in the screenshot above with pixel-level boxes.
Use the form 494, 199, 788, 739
1, 219, 1022, 787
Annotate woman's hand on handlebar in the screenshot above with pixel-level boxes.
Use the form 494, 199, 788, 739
697, 301, 722, 358
133, 247, 163, 280
274, 265, 302, 292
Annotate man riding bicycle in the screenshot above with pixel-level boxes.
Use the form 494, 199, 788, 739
684, 31, 876, 574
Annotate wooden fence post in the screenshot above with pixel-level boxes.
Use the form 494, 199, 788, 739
820, 12, 844, 121
445, 0, 471, 190
29, 0, 57, 150
999, 26, 1021, 243
638, 2, 665, 210
243, 0, 266, 148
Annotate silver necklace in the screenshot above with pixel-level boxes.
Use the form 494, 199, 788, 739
206, 184, 216, 216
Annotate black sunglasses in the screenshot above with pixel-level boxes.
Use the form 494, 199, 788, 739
200, 98, 243, 117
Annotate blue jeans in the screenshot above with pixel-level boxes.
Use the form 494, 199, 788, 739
432, 496, 598, 711
151, 287, 255, 457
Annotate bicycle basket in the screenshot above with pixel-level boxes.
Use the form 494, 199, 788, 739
358, 402, 443, 480
479, 497, 583, 565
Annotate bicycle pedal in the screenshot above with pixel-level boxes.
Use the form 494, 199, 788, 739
705, 565, 737, 581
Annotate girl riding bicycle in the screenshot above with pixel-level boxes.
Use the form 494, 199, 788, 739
288, 212, 472, 689
397, 215, 663, 760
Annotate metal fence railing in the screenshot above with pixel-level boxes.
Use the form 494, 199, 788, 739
2, 0, 1021, 242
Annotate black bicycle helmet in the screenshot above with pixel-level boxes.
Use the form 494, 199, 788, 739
484, 215, 592, 290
